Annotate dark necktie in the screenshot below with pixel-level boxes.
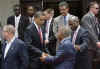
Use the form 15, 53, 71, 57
94, 17, 99, 36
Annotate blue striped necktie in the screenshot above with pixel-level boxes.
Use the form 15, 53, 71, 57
64, 16, 66, 25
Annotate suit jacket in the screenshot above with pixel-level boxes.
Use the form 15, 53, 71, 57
1, 38, 29, 69
72, 26, 89, 69
53, 14, 73, 37
81, 12, 99, 51
7, 15, 30, 40
24, 23, 46, 69
42, 19, 56, 55
45, 37, 76, 69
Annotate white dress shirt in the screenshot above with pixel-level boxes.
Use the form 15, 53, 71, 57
45, 18, 52, 40
4, 36, 16, 59
29, 16, 34, 23
15, 14, 21, 38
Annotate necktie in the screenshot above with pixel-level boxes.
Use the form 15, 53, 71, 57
94, 17, 99, 36
72, 31, 77, 47
46, 21, 49, 33
64, 16, 66, 25
38, 27, 43, 43
72, 26, 80, 47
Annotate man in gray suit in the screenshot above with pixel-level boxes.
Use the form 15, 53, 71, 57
81, 1, 100, 69
53, 1, 73, 37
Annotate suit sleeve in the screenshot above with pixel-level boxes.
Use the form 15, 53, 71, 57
81, 16, 99, 44
24, 28, 42, 57
18, 42, 29, 69
79, 30, 89, 52
45, 42, 75, 64
45, 43, 64, 64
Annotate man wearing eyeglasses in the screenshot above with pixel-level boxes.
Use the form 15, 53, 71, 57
81, 1, 100, 69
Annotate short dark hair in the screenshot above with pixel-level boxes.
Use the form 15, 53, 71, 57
34, 11, 44, 18
44, 8, 54, 14
59, 1, 69, 8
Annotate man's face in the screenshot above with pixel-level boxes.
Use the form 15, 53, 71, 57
2, 31, 9, 40
59, 6, 69, 16
43, 11, 51, 20
13, 6, 21, 16
91, 4, 99, 15
69, 21, 78, 31
36, 15, 45, 26
27, 6, 34, 17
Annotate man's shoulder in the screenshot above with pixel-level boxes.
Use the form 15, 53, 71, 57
61, 37, 72, 45
79, 26, 88, 34
15, 38, 24, 44
54, 15, 62, 21
8, 15, 14, 19
82, 12, 93, 20
27, 23, 34, 30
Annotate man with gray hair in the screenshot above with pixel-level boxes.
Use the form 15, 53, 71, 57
69, 16, 89, 69
1, 25, 29, 69
24, 11, 48, 69
53, 1, 73, 38
40, 26, 76, 69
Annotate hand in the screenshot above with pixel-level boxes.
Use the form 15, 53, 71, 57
75, 45, 80, 51
96, 42, 100, 48
42, 52, 48, 57
40, 53, 48, 62
45, 40, 49, 44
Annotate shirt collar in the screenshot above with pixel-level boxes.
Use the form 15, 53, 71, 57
89, 11, 95, 17
15, 14, 21, 18
34, 21, 39, 31
75, 25, 80, 33
6, 36, 16, 44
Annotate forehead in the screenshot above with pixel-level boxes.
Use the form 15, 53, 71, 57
69, 20, 75, 24
28, 6, 34, 10
93, 4, 99, 8
59, 5, 68, 9
43, 11, 48, 15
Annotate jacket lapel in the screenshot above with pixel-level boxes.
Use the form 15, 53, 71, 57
4, 39, 16, 60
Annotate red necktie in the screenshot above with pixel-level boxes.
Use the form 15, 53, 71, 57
38, 27, 43, 43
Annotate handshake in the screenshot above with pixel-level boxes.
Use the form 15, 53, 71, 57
40, 52, 49, 62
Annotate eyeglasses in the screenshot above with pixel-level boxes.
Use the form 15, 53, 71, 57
95, 8, 99, 9
92, 7, 99, 10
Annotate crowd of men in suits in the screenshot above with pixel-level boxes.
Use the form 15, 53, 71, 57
0, 1, 100, 69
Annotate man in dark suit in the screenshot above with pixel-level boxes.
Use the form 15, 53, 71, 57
7, 4, 30, 41
40, 26, 76, 69
24, 11, 47, 69
27, 5, 36, 24
43, 8, 56, 56
1, 25, 29, 69
69, 16, 89, 69
81, 1, 100, 69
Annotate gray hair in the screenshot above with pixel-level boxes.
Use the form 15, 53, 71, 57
58, 26, 72, 38
34, 11, 44, 18
59, 1, 69, 8
3, 25, 15, 35
69, 15, 79, 24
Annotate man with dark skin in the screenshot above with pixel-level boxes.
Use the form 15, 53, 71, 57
69, 16, 89, 69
